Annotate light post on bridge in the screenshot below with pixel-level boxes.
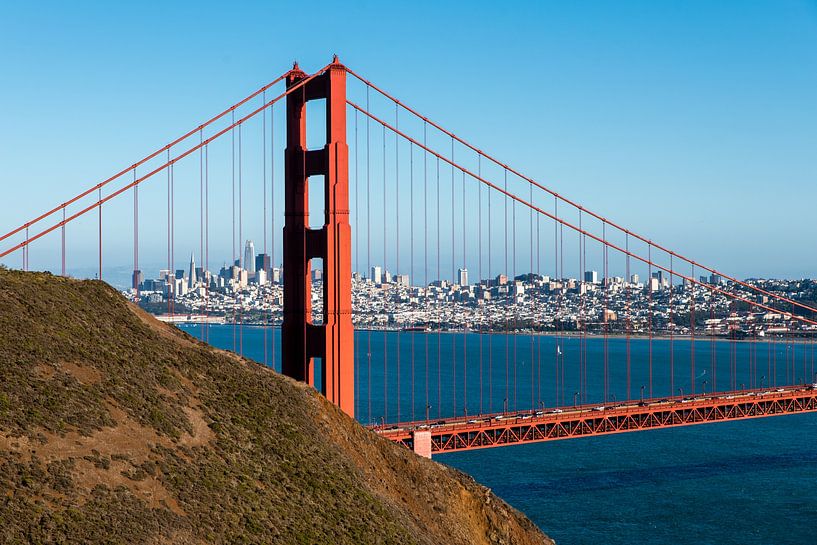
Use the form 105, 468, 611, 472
503, 398, 508, 415
425, 404, 431, 424
573, 391, 579, 409
702, 380, 708, 395
640, 385, 645, 404
760, 375, 766, 389
678, 387, 684, 399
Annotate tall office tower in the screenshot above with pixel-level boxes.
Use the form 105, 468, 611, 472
630, 273, 640, 285
458, 267, 469, 287
188, 253, 197, 289
371, 265, 382, 285
255, 253, 271, 277
244, 240, 256, 274
584, 270, 599, 283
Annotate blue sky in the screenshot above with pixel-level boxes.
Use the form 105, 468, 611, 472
1, 1, 816, 281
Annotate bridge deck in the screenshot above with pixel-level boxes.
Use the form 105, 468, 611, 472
375, 387, 817, 454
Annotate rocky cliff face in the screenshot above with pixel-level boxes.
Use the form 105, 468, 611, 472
0, 269, 553, 545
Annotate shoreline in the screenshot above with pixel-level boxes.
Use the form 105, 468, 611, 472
170, 320, 815, 344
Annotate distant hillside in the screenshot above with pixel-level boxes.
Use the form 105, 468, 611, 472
0, 269, 553, 545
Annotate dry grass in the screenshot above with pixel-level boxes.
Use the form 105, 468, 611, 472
0, 269, 553, 545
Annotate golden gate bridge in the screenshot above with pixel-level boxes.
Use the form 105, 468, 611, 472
2, 57, 816, 457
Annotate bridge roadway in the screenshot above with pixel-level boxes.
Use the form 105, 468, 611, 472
375, 386, 817, 455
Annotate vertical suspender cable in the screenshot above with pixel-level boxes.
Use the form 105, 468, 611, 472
231, 111, 237, 351
270, 103, 275, 366
504, 170, 509, 412
424, 121, 429, 422
451, 137, 457, 417
626, 233, 631, 401
690, 264, 695, 394
205, 141, 210, 343
171, 156, 175, 316
648, 243, 653, 398
512, 193, 517, 410
366, 85, 372, 424
395, 104, 400, 424
670, 255, 674, 396
262, 94, 268, 366
529, 182, 534, 410
134, 169, 139, 299
488, 164, 493, 413
603, 222, 608, 403
238, 122, 244, 356
554, 196, 558, 406
61, 207, 66, 276
98, 187, 102, 281
167, 149, 171, 313
711, 288, 716, 390
559, 223, 567, 405
463, 169, 468, 416
382, 123, 388, 423
478, 155, 483, 415
410, 140, 415, 422
537, 186, 542, 407
200, 129, 205, 342
579, 211, 585, 402
437, 156, 442, 418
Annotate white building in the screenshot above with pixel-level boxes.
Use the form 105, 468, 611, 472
371, 265, 382, 285
458, 268, 469, 287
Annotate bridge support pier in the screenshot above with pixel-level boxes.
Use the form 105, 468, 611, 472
281, 58, 354, 418
413, 431, 432, 458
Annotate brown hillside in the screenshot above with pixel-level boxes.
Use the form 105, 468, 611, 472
0, 269, 553, 545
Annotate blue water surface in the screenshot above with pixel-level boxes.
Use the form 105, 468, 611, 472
179, 324, 817, 545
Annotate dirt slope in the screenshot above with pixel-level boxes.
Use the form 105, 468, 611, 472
0, 269, 553, 545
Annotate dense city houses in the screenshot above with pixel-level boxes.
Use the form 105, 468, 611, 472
126, 240, 817, 338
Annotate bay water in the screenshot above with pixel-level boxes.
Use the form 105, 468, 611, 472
179, 324, 817, 544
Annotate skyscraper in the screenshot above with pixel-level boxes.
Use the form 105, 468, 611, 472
255, 253, 271, 277
244, 240, 256, 274
457, 268, 469, 287
371, 265, 382, 285
584, 270, 599, 283
188, 252, 197, 289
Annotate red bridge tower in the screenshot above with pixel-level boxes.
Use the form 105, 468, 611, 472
281, 58, 354, 417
